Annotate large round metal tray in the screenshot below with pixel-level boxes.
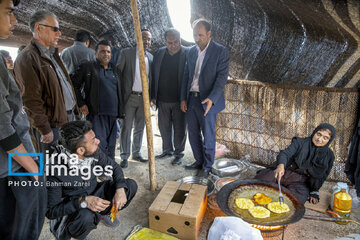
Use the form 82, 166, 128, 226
217, 179, 305, 226
177, 176, 215, 195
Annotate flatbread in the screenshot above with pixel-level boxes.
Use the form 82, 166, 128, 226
267, 202, 290, 214
248, 206, 271, 218
253, 192, 272, 205
234, 198, 255, 209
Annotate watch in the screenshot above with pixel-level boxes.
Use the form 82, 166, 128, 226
79, 196, 88, 209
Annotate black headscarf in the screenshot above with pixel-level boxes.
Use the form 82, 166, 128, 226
294, 123, 336, 191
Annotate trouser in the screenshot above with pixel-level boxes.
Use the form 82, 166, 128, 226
32, 127, 59, 156
120, 94, 145, 160
116, 119, 123, 140
186, 95, 218, 171
254, 168, 310, 204
50, 179, 137, 240
158, 101, 186, 157
0, 171, 47, 240
87, 114, 117, 161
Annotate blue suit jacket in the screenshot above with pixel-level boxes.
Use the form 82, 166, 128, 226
180, 40, 230, 114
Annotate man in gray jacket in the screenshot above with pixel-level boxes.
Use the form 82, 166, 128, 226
0, 1, 46, 239
117, 29, 153, 168
61, 29, 95, 75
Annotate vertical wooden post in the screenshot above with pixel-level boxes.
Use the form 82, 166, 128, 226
130, 0, 156, 191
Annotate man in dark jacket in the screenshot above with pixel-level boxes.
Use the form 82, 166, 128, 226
0, 1, 47, 239
151, 28, 188, 165
46, 120, 137, 240
72, 40, 123, 161
14, 10, 77, 155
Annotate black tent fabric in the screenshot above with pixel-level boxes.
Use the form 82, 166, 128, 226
345, 120, 360, 196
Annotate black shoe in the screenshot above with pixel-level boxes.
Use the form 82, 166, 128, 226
132, 155, 148, 162
197, 169, 210, 178
185, 162, 202, 170
155, 152, 173, 159
171, 157, 183, 165
120, 159, 128, 168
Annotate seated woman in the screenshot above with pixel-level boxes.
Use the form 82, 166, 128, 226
255, 123, 336, 204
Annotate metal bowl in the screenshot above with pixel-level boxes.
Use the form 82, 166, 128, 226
177, 176, 215, 195
211, 158, 245, 177
215, 177, 238, 191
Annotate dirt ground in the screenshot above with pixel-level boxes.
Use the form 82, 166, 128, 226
39, 124, 360, 240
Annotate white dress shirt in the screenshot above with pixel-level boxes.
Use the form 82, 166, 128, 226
132, 48, 149, 92
190, 40, 211, 92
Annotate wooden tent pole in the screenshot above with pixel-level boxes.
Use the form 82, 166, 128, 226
130, 0, 156, 191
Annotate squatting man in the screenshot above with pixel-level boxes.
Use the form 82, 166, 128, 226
46, 120, 137, 240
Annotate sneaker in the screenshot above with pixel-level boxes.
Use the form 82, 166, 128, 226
101, 214, 120, 228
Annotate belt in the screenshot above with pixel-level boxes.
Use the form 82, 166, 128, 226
190, 91, 200, 97
66, 109, 73, 114
131, 91, 143, 96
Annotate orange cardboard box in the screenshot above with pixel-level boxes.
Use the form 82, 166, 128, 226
149, 181, 208, 240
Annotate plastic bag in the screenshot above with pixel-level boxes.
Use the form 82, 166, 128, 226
207, 217, 263, 240
350, 189, 360, 209
215, 142, 230, 159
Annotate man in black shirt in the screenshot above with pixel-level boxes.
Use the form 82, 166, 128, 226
71, 40, 124, 161
46, 120, 137, 239
151, 29, 188, 165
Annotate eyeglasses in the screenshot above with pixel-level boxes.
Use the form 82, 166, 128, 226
39, 24, 60, 32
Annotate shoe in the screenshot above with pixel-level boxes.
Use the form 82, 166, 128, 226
197, 169, 210, 178
120, 159, 128, 168
101, 214, 120, 228
155, 152, 173, 159
132, 155, 148, 162
185, 162, 202, 170
171, 157, 183, 165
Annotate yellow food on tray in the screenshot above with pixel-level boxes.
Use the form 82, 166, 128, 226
252, 192, 272, 205
248, 206, 271, 218
110, 205, 119, 222
234, 198, 255, 209
267, 202, 290, 213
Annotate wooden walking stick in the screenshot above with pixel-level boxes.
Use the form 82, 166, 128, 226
130, 0, 156, 191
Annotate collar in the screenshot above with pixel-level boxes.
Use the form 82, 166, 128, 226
196, 39, 211, 54
34, 40, 55, 56
74, 41, 86, 47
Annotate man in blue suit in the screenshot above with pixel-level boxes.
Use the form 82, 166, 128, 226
180, 18, 230, 178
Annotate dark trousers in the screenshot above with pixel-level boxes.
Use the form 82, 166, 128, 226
158, 101, 186, 157
186, 95, 217, 171
32, 127, 59, 156
87, 114, 117, 161
32, 112, 74, 155
51, 179, 137, 240
255, 168, 310, 204
0, 173, 47, 240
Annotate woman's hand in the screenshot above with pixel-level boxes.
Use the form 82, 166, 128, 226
274, 164, 285, 182
308, 196, 319, 204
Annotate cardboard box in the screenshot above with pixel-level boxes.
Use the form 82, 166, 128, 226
149, 181, 208, 240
